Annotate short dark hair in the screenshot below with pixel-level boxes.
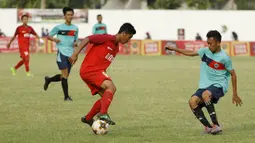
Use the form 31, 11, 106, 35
21, 14, 28, 19
97, 14, 102, 17
206, 30, 222, 42
118, 23, 136, 35
63, 7, 74, 15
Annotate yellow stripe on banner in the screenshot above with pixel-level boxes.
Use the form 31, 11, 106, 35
141, 40, 161, 56
221, 42, 231, 56
231, 41, 250, 56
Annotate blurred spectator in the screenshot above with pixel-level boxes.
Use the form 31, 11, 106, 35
0, 29, 6, 37
41, 28, 46, 37
45, 29, 49, 36
195, 33, 202, 41
92, 14, 107, 35
232, 31, 238, 41
145, 32, 151, 39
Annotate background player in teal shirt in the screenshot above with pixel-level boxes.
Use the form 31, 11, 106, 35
166, 30, 242, 135
43, 7, 79, 101
92, 14, 107, 35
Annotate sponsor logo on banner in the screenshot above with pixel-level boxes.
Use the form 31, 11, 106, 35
17, 9, 88, 23
175, 41, 207, 55
118, 43, 130, 55
161, 41, 176, 55
184, 41, 205, 51
231, 42, 250, 56
130, 40, 141, 55
221, 42, 231, 56
249, 42, 255, 56
141, 40, 161, 55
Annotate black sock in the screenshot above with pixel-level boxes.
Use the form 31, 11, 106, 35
61, 78, 69, 98
205, 100, 219, 126
49, 74, 61, 82
193, 106, 212, 128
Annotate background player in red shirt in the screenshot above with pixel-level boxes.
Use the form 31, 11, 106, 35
7, 14, 40, 76
69, 23, 136, 126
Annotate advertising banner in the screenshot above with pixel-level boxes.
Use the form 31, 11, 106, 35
129, 40, 141, 55
249, 42, 255, 56
141, 40, 161, 55
221, 41, 231, 56
231, 42, 250, 56
161, 41, 177, 55
18, 9, 88, 23
175, 41, 207, 55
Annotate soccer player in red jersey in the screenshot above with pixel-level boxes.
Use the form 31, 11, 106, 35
7, 14, 40, 76
69, 23, 136, 126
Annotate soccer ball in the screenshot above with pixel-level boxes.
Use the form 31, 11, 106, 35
92, 119, 109, 135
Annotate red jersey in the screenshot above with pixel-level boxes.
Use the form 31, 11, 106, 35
81, 34, 119, 72
14, 25, 37, 49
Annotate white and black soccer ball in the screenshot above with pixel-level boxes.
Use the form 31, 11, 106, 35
92, 119, 109, 135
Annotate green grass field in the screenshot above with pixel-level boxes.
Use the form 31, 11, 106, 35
0, 54, 255, 143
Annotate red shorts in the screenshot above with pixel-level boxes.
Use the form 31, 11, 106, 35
19, 47, 29, 60
80, 70, 112, 95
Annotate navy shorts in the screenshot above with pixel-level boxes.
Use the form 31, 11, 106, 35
192, 85, 224, 106
57, 52, 72, 74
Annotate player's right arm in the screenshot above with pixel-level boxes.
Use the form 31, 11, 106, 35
69, 34, 112, 65
48, 26, 60, 43
7, 27, 19, 49
165, 46, 198, 56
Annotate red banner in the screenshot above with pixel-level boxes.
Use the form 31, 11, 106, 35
249, 42, 255, 56
175, 41, 207, 55
0, 37, 37, 53
0, 37, 19, 53
161, 41, 177, 55
118, 43, 130, 55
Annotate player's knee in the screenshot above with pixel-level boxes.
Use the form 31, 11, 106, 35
61, 69, 69, 78
189, 96, 200, 108
107, 83, 116, 94
101, 80, 116, 94
202, 90, 212, 102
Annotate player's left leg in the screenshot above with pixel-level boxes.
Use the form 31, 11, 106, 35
60, 68, 72, 101
22, 52, 32, 76
97, 79, 116, 125
202, 85, 224, 135
82, 89, 104, 127
10, 59, 24, 75
190, 89, 213, 134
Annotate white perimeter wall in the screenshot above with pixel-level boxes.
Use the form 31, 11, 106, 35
1, 9, 255, 41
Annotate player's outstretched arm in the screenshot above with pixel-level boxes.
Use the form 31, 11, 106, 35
229, 69, 243, 106
165, 46, 198, 56
69, 37, 89, 65
7, 31, 18, 49
48, 36, 60, 43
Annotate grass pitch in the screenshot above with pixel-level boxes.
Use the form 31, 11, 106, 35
0, 54, 255, 143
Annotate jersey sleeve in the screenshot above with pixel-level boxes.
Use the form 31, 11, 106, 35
14, 27, 19, 36
88, 34, 114, 44
224, 57, 233, 71
197, 47, 207, 58
74, 27, 79, 41
30, 27, 37, 36
49, 26, 58, 36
